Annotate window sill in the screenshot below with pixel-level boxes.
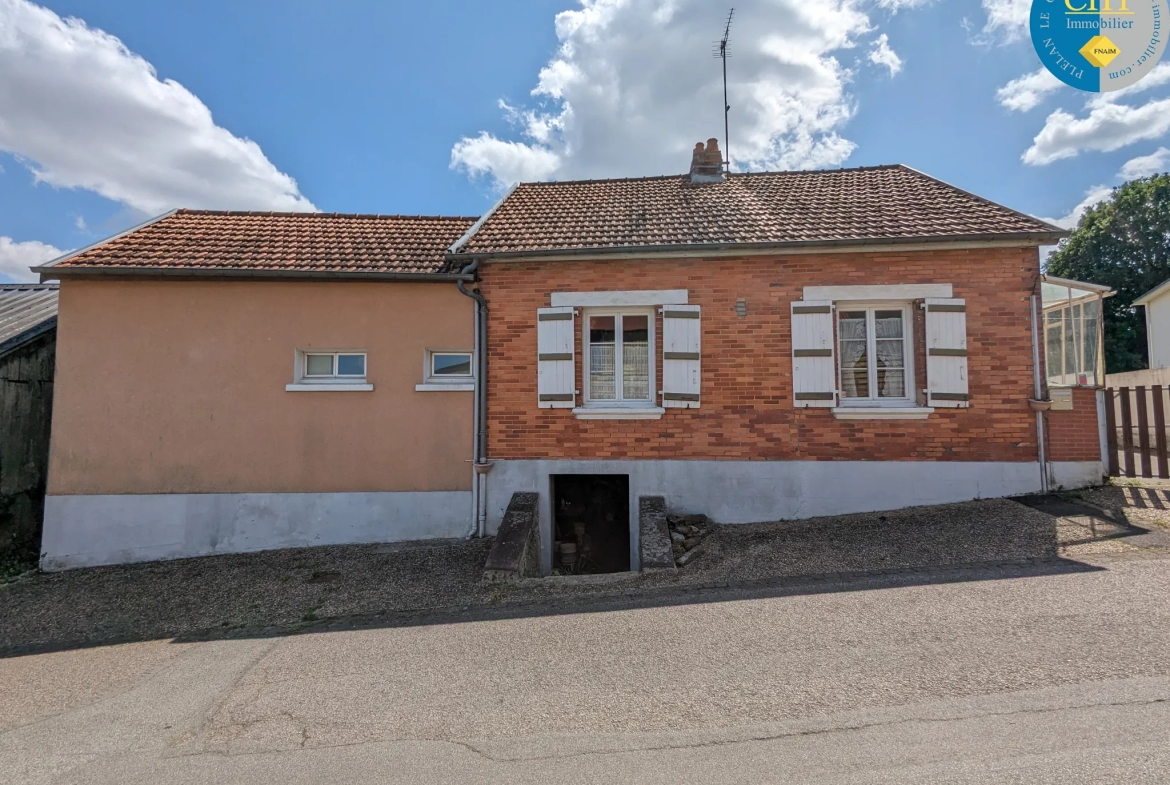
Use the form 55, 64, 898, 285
415, 382, 475, 392
832, 406, 934, 420
572, 406, 666, 420
286, 383, 374, 392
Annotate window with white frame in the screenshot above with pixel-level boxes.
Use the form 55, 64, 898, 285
427, 351, 473, 381
584, 310, 653, 405
300, 351, 366, 382
837, 306, 913, 404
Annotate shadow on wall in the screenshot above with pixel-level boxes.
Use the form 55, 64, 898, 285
1, 332, 55, 578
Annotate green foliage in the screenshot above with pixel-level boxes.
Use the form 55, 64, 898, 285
1045, 174, 1170, 373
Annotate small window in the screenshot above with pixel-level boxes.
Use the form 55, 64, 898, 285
430, 352, 473, 378
838, 306, 913, 405
301, 351, 366, 380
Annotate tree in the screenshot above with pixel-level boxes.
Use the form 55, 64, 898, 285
1045, 174, 1170, 373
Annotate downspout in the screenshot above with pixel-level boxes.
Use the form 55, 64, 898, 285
1031, 293, 1050, 493
457, 258, 490, 537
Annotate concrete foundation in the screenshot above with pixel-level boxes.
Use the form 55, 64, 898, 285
40, 490, 471, 570
481, 459, 1102, 575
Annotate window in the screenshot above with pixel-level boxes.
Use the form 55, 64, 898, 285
430, 352, 472, 379
837, 306, 913, 404
584, 311, 653, 406
286, 350, 372, 392
303, 351, 366, 379
416, 350, 475, 392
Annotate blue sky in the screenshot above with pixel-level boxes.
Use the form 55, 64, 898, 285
2, 0, 1169, 281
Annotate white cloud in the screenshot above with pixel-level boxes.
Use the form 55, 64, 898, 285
996, 68, 1063, 112
1119, 147, 1170, 179
451, 0, 891, 189
1038, 184, 1114, 230
874, 0, 934, 9
0, 0, 314, 215
1085, 62, 1170, 110
1036, 148, 1170, 229
977, 0, 1030, 43
1023, 97, 1170, 165
0, 236, 63, 282
868, 33, 902, 76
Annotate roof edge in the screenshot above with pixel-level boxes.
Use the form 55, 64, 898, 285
898, 164, 1070, 237
35, 266, 473, 283
0, 315, 56, 360
452, 230, 1068, 263
1133, 277, 1170, 306
449, 183, 518, 255
34, 209, 178, 275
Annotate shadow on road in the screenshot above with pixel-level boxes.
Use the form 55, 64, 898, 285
0, 496, 1129, 659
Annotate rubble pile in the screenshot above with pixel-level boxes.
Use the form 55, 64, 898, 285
667, 513, 712, 566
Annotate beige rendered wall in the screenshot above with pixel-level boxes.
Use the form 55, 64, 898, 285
48, 280, 473, 495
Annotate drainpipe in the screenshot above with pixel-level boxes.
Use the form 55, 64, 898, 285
457, 258, 490, 536
1030, 294, 1050, 493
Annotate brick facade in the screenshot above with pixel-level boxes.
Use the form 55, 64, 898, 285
480, 246, 1045, 463
1046, 386, 1102, 462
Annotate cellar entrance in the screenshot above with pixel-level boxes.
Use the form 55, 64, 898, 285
551, 474, 631, 574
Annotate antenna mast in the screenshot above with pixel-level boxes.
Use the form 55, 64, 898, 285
715, 8, 734, 170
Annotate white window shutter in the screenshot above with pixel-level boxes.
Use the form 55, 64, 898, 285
925, 298, 969, 408
662, 305, 700, 408
791, 300, 836, 407
537, 306, 575, 408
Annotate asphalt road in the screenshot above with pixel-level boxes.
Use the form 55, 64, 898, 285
2, 553, 1169, 784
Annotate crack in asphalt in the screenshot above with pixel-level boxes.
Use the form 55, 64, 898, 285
442, 693, 1170, 763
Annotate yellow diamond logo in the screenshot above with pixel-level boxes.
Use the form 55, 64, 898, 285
1080, 35, 1121, 68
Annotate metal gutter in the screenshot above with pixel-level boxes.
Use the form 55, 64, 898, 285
455, 258, 489, 538
35, 266, 473, 283
1041, 274, 1115, 296
448, 183, 519, 255
446, 231, 1070, 264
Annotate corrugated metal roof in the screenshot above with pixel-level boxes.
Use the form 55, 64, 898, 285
0, 284, 59, 356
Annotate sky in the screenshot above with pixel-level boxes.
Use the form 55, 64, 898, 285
2, 0, 1169, 282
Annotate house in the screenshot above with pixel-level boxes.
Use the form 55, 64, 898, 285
1132, 277, 1170, 370
446, 142, 1099, 574
0, 283, 59, 570
31, 146, 1107, 573
33, 211, 480, 570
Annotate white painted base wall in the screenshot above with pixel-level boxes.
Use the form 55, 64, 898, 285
481, 459, 1103, 575
1050, 461, 1106, 490
41, 491, 472, 571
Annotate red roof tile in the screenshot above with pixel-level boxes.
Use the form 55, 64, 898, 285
42, 210, 478, 277
454, 165, 1064, 257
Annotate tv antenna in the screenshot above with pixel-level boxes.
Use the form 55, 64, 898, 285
713, 8, 734, 169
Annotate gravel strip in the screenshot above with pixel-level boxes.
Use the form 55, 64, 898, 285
3, 495, 1165, 656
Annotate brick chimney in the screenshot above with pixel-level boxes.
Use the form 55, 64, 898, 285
689, 138, 725, 182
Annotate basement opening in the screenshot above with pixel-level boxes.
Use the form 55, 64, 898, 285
552, 474, 630, 574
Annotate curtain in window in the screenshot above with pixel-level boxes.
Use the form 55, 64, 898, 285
622, 314, 650, 400
839, 312, 868, 398
590, 316, 616, 400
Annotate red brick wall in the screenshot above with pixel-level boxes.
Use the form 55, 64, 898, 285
1046, 386, 1102, 462
480, 247, 1043, 462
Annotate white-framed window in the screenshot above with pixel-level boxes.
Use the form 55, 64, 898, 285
428, 351, 473, 380
416, 349, 475, 392
286, 350, 372, 392
837, 304, 914, 406
583, 309, 654, 407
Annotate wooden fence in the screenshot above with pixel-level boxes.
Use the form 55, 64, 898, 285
1104, 385, 1170, 479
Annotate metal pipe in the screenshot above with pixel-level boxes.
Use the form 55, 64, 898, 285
1031, 294, 1050, 493
456, 259, 488, 537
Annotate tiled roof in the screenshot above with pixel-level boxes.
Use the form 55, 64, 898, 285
0, 283, 58, 357
41, 210, 479, 277
454, 165, 1064, 257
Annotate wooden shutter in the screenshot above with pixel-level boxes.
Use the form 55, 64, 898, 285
537, 306, 575, 408
662, 305, 700, 408
791, 300, 836, 408
925, 298, 969, 408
